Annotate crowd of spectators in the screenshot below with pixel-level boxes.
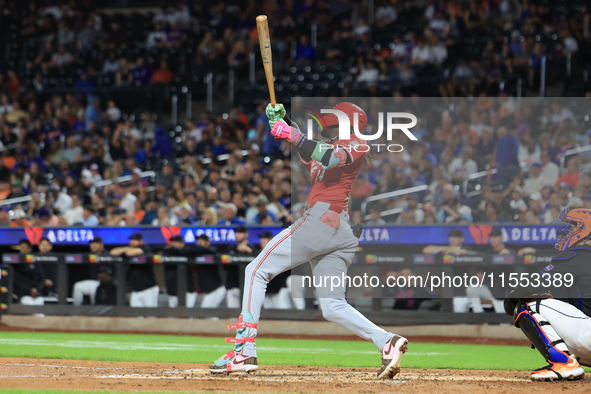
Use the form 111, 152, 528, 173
0, 86, 293, 228
0, 0, 589, 96
0, 92, 585, 228
341, 0, 591, 97
309, 97, 591, 226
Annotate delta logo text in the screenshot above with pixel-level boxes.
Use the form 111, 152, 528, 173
304, 107, 418, 153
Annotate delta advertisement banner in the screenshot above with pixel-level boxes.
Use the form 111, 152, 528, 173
0, 224, 557, 246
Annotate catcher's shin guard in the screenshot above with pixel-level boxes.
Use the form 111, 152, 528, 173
514, 301, 585, 381
212, 312, 258, 368
514, 301, 570, 364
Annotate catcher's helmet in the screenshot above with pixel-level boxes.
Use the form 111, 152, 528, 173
321, 102, 368, 138
555, 208, 591, 251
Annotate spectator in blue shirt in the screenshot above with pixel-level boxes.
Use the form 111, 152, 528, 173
252, 195, 278, 225
85, 96, 101, 131
166, 23, 186, 48
295, 35, 315, 63
218, 203, 246, 226
78, 205, 99, 226
130, 57, 151, 86
140, 199, 159, 225
74, 71, 96, 95
495, 126, 520, 186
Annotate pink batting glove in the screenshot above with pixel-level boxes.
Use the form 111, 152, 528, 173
270, 119, 304, 145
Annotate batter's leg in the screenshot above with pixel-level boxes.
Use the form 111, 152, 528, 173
311, 254, 394, 350
211, 217, 318, 373
311, 253, 408, 379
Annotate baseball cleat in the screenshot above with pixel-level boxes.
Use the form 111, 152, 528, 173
210, 352, 258, 374
377, 335, 408, 379
530, 355, 585, 381
211, 313, 258, 374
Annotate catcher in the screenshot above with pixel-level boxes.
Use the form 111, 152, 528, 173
504, 208, 591, 381
209, 102, 408, 379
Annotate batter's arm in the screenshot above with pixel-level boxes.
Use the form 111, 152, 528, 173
265, 103, 353, 169
270, 119, 349, 169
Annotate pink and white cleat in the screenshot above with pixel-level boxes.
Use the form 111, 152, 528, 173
377, 335, 408, 379
210, 313, 258, 374
209, 351, 258, 374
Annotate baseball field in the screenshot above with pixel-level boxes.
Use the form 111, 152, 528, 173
0, 329, 590, 394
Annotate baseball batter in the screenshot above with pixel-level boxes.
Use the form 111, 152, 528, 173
504, 208, 591, 381
209, 102, 408, 378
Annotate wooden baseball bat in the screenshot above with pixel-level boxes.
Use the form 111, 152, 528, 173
256, 15, 276, 106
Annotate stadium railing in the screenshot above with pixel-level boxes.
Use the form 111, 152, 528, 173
462, 168, 498, 198
0, 171, 157, 208
560, 145, 591, 172
360, 185, 428, 220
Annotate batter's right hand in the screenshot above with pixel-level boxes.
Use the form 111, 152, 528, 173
270, 120, 291, 141
266, 103, 286, 128
270, 119, 305, 146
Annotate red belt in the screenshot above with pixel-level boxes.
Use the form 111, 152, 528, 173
329, 204, 345, 214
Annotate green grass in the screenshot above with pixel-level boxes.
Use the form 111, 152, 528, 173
2, 331, 591, 394
0, 330, 551, 371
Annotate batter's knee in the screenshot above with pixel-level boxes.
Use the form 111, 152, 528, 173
320, 298, 347, 322
244, 260, 275, 284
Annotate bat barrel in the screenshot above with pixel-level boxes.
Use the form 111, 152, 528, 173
256, 15, 276, 106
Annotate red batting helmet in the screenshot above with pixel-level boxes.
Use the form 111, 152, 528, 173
322, 102, 368, 133
555, 208, 591, 251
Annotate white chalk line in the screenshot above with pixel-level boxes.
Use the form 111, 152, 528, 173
0, 338, 447, 356
95, 373, 408, 384
0, 365, 408, 384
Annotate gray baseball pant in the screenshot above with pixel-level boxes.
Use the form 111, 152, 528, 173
240, 202, 393, 356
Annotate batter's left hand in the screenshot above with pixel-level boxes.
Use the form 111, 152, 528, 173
266, 103, 286, 128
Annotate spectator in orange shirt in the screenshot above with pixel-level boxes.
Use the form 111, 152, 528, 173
0, 183, 9, 201
555, 157, 581, 188
133, 200, 146, 223
2, 152, 16, 170
151, 60, 173, 84
9, 209, 32, 227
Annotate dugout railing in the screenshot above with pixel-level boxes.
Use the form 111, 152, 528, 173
0, 252, 557, 325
